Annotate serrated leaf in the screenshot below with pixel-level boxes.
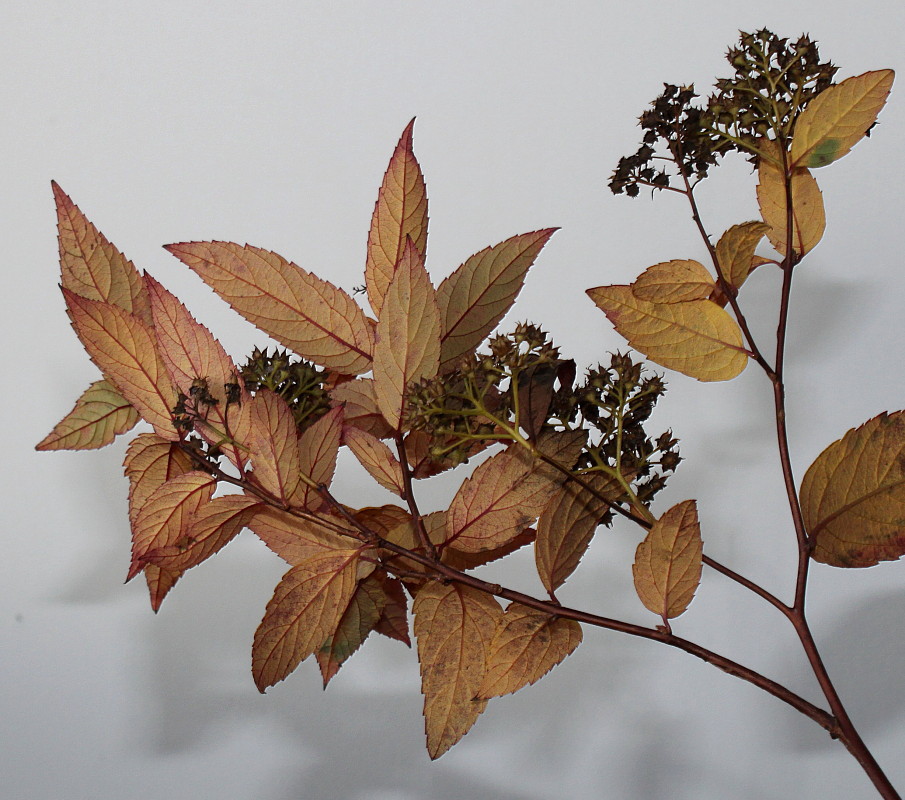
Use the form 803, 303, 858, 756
633, 499, 702, 620
631, 259, 715, 303
128, 471, 216, 580
446, 445, 562, 554
586, 285, 748, 382
535, 473, 620, 593
143, 565, 181, 613
444, 529, 536, 572
791, 70, 895, 168
52, 182, 150, 323
245, 390, 302, 505
142, 494, 260, 572
294, 405, 344, 509
374, 575, 411, 646
413, 582, 502, 759
373, 239, 441, 430
36, 379, 139, 451
476, 605, 581, 699
437, 229, 557, 370
316, 573, 389, 686
800, 411, 905, 567
124, 433, 194, 524
715, 221, 772, 297
366, 119, 429, 316
247, 506, 352, 565
343, 426, 405, 496
756, 141, 825, 256
165, 241, 374, 374
330, 378, 394, 439
252, 548, 363, 691
63, 289, 178, 439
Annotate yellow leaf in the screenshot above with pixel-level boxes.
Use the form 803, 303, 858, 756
63, 289, 178, 439
252, 548, 363, 691
330, 378, 394, 439
246, 391, 302, 505
631, 259, 715, 303
366, 119, 429, 316
247, 506, 352, 565
343, 426, 405, 496
437, 229, 558, 370
535, 473, 620, 594
316, 573, 389, 686
800, 411, 905, 567
413, 582, 502, 759
52, 182, 151, 323
36, 379, 139, 451
633, 499, 702, 620
165, 242, 374, 375
715, 222, 771, 290
791, 70, 895, 168
476, 604, 582, 699
586, 285, 748, 382
756, 141, 825, 256
127, 471, 216, 580
294, 405, 344, 510
142, 494, 260, 573
373, 239, 442, 430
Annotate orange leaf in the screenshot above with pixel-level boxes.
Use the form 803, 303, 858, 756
757, 140, 825, 256
586, 284, 748, 382
443, 528, 536, 572
316, 573, 389, 686
535, 473, 620, 593
373, 239, 442, 430
63, 289, 178, 439
366, 119, 429, 316
633, 500, 702, 620
142, 494, 260, 572
123, 433, 194, 525
374, 575, 411, 646
437, 229, 557, 370
791, 70, 895, 168
413, 582, 502, 758
252, 548, 363, 691
36, 379, 139, 451
330, 378, 394, 439
52, 181, 151, 323
715, 222, 771, 291
247, 506, 353, 565
246, 390, 302, 505
800, 411, 905, 567
476, 604, 582, 699
165, 242, 374, 374
631, 259, 715, 303
128, 471, 216, 580
143, 565, 181, 614
294, 405, 344, 509
343, 426, 405, 496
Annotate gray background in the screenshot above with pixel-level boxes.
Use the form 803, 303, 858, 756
4, 2, 905, 798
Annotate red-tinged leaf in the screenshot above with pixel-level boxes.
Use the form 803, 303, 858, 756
143, 494, 260, 572
245, 390, 302, 504
366, 120, 429, 316
374, 575, 411, 646
437, 229, 557, 370
63, 289, 178, 439
535, 473, 620, 594
252, 548, 363, 691
383, 511, 447, 579
343, 426, 405, 496
36, 379, 139, 451
143, 564, 181, 613
404, 429, 492, 479
356, 504, 413, 537
123, 433, 194, 524
330, 378, 394, 439
633, 500, 703, 621
247, 506, 353, 565
476, 605, 582, 699
445, 446, 561, 554
292, 405, 344, 510
128, 471, 216, 580
165, 241, 374, 374
800, 411, 905, 567
515, 362, 559, 441
52, 182, 151, 323
413, 582, 502, 758
443, 528, 535, 572
373, 240, 442, 431
316, 573, 389, 686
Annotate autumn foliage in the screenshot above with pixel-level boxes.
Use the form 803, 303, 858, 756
38, 30, 904, 796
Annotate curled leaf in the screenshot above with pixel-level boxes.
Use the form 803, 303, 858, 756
715, 222, 771, 292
